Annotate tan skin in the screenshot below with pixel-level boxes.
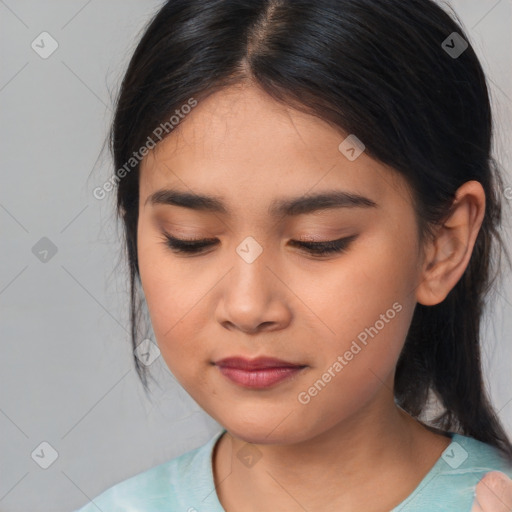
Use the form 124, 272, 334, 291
136, 82, 512, 511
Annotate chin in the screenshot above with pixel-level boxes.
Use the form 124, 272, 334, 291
217, 415, 315, 446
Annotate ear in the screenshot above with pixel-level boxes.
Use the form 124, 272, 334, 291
415, 180, 486, 306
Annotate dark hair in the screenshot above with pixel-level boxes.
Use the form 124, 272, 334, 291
110, 0, 512, 461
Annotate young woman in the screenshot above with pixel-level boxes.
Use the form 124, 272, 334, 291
76, 0, 512, 510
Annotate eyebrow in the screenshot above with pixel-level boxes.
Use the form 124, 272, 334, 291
145, 189, 378, 217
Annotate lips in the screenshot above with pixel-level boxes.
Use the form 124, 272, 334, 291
214, 356, 305, 370
214, 356, 307, 389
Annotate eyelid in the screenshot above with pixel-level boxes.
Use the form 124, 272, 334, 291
161, 233, 218, 246
161, 232, 354, 245
290, 234, 358, 245
160, 230, 358, 258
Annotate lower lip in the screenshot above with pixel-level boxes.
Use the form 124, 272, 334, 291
216, 366, 305, 388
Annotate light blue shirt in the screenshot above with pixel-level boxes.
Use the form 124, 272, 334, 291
73, 429, 512, 511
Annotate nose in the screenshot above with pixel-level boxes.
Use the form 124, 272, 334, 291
214, 248, 293, 335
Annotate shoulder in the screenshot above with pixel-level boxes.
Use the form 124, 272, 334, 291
394, 433, 512, 512
449, 433, 512, 477
72, 429, 226, 512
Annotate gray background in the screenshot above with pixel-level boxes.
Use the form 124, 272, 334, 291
0, 1, 511, 511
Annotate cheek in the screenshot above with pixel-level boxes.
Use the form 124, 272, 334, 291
309, 238, 416, 343
295, 298, 415, 434
137, 233, 210, 382
138, 225, 199, 325
299, 240, 417, 393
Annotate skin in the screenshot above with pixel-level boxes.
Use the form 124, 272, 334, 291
136, 82, 509, 511
473, 472, 512, 512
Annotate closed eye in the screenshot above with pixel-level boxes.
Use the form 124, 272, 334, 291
288, 235, 357, 256
160, 232, 358, 258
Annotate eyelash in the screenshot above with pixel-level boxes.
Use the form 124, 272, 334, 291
161, 233, 357, 257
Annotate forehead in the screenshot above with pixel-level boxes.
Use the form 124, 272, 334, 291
139, 84, 412, 215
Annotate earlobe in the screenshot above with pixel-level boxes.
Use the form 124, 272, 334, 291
415, 180, 486, 307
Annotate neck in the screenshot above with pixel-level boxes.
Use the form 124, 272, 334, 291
213, 396, 451, 512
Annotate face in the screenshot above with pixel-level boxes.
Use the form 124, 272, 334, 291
137, 83, 424, 445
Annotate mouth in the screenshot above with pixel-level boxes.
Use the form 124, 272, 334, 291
213, 356, 308, 389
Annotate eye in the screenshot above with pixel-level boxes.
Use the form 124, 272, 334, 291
289, 234, 358, 256
160, 232, 357, 257
160, 233, 219, 254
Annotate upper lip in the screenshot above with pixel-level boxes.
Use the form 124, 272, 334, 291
214, 356, 306, 370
